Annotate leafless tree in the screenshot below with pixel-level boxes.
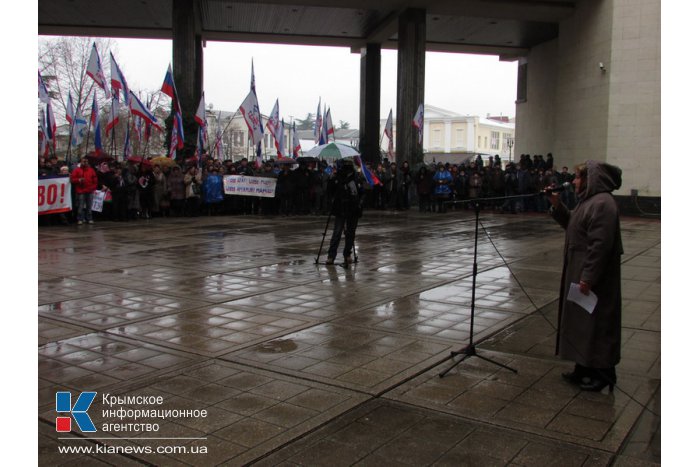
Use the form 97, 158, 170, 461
39, 37, 170, 159
38, 36, 115, 123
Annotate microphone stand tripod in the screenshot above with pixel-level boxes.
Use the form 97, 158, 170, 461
439, 200, 518, 378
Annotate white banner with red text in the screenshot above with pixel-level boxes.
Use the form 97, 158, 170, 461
223, 175, 277, 198
38, 176, 72, 215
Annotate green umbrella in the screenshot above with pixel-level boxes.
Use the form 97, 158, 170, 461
304, 142, 360, 160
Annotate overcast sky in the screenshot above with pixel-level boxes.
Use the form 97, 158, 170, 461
107, 37, 518, 128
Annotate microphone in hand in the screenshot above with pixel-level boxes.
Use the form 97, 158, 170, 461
542, 182, 571, 194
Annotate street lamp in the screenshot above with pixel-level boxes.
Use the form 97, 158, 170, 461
506, 137, 514, 162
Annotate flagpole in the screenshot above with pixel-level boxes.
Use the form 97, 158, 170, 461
111, 127, 117, 161
84, 115, 93, 157
144, 91, 164, 158
125, 112, 132, 160
207, 112, 239, 156
66, 118, 74, 165
143, 125, 151, 158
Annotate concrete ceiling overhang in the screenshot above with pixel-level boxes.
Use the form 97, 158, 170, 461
39, 0, 576, 60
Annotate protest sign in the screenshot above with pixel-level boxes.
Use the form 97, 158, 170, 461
224, 175, 277, 198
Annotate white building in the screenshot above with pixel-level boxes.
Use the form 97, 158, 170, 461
381, 104, 515, 165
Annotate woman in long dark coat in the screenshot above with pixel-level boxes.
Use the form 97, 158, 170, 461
548, 160, 623, 392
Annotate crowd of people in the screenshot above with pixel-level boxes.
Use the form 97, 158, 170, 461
38, 151, 576, 226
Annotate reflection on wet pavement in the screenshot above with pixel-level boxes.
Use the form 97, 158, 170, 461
38, 211, 660, 465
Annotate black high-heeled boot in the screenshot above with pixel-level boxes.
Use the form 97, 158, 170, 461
579, 367, 616, 392
562, 364, 589, 384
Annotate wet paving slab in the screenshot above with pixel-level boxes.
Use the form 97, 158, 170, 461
107, 305, 319, 357
253, 398, 614, 466
38, 211, 661, 465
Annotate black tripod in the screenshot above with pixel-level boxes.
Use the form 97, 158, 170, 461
439, 201, 518, 378
314, 209, 334, 265
314, 207, 358, 266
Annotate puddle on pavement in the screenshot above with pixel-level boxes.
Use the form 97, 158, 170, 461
256, 339, 297, 353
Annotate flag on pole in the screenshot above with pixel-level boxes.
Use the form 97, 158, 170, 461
266, 99, 285, 158
265, 99, 280, 135
195, 92, 207, 128
249, 59, 263, 167
66, 93, 75, 124
196, 126, 206, 162
94, 116, 103, 155
110, 52, 130, 105
123, 124, 132, 158
133, 117, 142, 144
71, 117, 88, 146
173, 109, 184, 149
292, 122, 301, 159
239, 90, 264, 147
323, 107, 334, 142
39, 110, 49, 157
250, 58, 256, 94
214, 111, 222, 160
46, 101, 57, 150
412, 103, 424, 145
276, 119, 286, 158
89, 92, 99, 126
161, 64, 177, 101
129, 91, 161, 129
384, 109, 394, 161
354, 156, 380, 187
314, 98, 322, 144
38, 70, 50, 103
86, 42, 110, 96
168, 112, 179, 159
105, 95, 120, 133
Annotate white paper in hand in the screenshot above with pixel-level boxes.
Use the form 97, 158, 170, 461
567, 282, 598, 314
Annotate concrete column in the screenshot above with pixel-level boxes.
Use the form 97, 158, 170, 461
396, 8, 426, 167
359, 44, 381, 166
444, 120, 452, 153
172, 0, 202, 156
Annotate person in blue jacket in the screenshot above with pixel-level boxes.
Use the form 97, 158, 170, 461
432, 163, 453, 213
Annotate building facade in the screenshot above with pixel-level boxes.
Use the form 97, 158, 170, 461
381, 105, 515, 165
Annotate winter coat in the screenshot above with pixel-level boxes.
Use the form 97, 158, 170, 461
416, 169, 433, 196
468, 173, 482, 199
151, 171, 169, 211
70, 165, 98, 194
433, 169, 453, 196
328, 169, 363, 218
551, 160, 623, 368
168, 171, 186, 200
202, 173, 224, 204
184, 171, 202, 199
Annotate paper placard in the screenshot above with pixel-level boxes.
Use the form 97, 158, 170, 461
91, 190, 106, 212
567, 282, 598, 314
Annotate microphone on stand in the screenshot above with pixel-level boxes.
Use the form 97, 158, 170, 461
542, 182, 571, 194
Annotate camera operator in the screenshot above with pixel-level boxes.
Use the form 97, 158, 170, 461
325, 159, 363, 267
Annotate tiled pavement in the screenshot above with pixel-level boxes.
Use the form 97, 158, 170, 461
38, 210, 661, 465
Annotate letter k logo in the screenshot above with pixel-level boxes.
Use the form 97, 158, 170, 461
56, 391, 97, 432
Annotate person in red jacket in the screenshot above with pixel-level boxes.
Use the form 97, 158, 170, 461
70, 157, 98, 224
